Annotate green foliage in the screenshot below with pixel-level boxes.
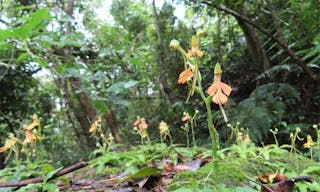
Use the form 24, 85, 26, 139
17, 183, 59, 192
89, 143, 183, 175
228, 83, 300, 142
0, 161, 61, 192
124, 167, 162, 181
168, 144, 320, 191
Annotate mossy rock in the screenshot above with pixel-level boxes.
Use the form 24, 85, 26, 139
167, 145, 320, 191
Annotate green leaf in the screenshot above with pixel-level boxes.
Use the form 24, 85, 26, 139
125, 167, 162, 181
106, 80, 139, 94
41, 164, 54, 173
0, 29, 16, 41
42, 183, 59, 192
92, 99, 108, 113
43, 167, 63, 183
16, 52, 30, 63
308, 182, 320, 191
35, 57, 47, 67
172, 188, 193, 192
16, 183, 41, 192
232, 187, 259, 192
15, 8, 51, 38
295, 182, 308, 192
302, 165, 320, 175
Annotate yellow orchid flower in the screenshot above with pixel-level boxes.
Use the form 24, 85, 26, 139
303, 135, 314, 148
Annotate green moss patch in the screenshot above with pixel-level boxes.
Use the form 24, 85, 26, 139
168, 146, 320, 191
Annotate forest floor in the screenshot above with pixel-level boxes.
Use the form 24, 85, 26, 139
0, 143, 319, 192
55, 144, 320, 192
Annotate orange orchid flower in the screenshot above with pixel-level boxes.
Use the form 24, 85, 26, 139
89, 117, 102, 134
138, 120, 148, 130
25, 115, 40, 131
133, 117, 148, 130
23, 130, 37, 144
187, 36, 203, 58
207, 64, 232, 105
181, 112, 191, 122
89, 123, 97, 133
178, 68, 193, 84
0, 134, 16, 153
23, 115, 40, 144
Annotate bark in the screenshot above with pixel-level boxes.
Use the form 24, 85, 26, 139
0, 154, 4, 170
68, 77, 97, 144
235, 6, 270, 72
69, 77, 98, 122
60, 0, 98, 145
59, 78, 85, 144
152, 0, 178, 103
105, 109, 122, 144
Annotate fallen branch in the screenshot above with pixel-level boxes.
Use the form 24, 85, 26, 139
0, 161, 88, 187
245, 177, 274, 192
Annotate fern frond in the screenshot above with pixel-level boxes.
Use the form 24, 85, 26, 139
254, 64, 300, 81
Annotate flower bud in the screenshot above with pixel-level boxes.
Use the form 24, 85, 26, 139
169, 39, 180, 50
214, 63, 222, 75
197, 30, 204, 37
191, 36, 198, 48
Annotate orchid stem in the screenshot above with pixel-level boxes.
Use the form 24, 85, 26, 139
218, 102, 228, 123
195, 86, 218, 167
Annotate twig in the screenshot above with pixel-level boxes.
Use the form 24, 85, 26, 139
245, 177, 274, 192
0, 161, 88, 187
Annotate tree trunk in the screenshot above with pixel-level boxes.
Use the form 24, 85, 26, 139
234, 7, 270, 72
68, 77, 98, 144
59, 0, 97, 146
0, 154, 4, 170
105, 109, 122, 144
152, 0, 178, 103
59, 78, 84, 144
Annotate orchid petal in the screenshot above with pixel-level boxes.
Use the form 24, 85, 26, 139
220, 82, 232, 96
207, 82, 219, 96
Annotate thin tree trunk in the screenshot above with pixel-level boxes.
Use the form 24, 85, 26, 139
152, 0, 178, 103
59, 78, 86, 144
234, 6, 270, 72
0, 154, 4, 170
105, 109, 122, 144
59, 0, 98, 145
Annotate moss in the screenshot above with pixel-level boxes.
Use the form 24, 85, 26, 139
167, 147, 320, 191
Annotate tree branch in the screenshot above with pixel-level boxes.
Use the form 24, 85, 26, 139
0, 161, 88, 187
195, 0, 319, 81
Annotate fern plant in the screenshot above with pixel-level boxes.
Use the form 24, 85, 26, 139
228, 83, 300, 143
